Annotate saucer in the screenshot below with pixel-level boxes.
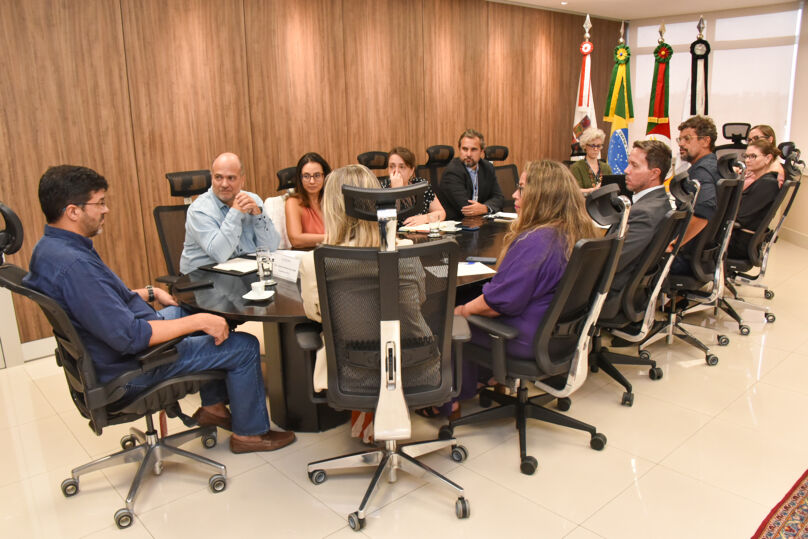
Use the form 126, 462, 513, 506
242, 289, 275, 301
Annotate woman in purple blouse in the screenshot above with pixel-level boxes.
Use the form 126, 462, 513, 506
419, 160, 597, 418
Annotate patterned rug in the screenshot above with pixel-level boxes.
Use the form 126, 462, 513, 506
753, 469, 808, 538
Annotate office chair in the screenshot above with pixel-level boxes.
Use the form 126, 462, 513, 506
715, 122, 750, 162
591, 174, 696, 406
263, 166, 298, 250
484, 145, 518, 211
0, 203, 227, 529
153, 169, 212, 283
415, 144, 454, 188
642, 177, 744, 365
297, 183, 472, 530
276, 166, 297, 191
357, 151, 388, 170
439, 186, 630, 475
721, 145, 804, 329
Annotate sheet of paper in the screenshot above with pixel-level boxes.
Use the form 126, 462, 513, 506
212, 257, 257, 274
492, 211, 517, 220
398, 220, 460, 233
456, 261, 497, 277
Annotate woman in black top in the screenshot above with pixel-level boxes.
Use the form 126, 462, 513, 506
729, 139, 781, 259
381, 146, 446, 226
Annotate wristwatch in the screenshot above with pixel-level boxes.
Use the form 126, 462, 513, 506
145, 284, 155, 302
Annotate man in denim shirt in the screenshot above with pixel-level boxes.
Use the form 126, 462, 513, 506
24, 165, 295, 453
180, 152, 279, 274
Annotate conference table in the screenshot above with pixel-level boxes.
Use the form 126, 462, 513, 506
175, 217, 509, 432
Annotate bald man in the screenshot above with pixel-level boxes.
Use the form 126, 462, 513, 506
180, 152, 279, 273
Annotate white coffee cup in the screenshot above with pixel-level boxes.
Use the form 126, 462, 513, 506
251, 281, 265, 295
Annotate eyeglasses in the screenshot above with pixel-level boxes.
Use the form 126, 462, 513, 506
301, 173, 324, 182
676, 135, 703, 144
587, 144, 603, 149
748, 135, 765, 142
742, 153, 760, 160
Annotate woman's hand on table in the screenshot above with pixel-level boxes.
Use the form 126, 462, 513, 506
402, 213, 429, 227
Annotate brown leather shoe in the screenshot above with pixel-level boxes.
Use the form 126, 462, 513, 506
192, 407, 232, 431
229, 430, 296, 453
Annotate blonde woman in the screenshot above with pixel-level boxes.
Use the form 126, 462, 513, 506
570, 128, 612, 191
423, 160, 598, 418
299, 164, 423, 443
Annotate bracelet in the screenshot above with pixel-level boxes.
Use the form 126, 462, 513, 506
145, 284, 155, 302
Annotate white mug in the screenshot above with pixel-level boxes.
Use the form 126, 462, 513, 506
251, 281, 265, 295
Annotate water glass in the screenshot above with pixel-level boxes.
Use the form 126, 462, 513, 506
256, 248, 275, 285
428, 214, 442, 238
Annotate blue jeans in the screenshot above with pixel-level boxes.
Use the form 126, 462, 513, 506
124, 307, 271, 436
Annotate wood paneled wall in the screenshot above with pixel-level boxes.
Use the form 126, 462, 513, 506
1, 0, 621, 343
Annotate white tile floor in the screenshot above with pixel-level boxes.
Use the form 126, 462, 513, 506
2, 240, 808, 538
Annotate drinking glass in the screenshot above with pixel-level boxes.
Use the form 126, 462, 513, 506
428, 213, 442, 238
256, 248, 276, 286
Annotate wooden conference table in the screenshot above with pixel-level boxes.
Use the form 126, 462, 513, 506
175, 218, 509, 432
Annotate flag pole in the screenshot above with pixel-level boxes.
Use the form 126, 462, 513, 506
572, 14, 597, 159
603, 21, 634, 174
690, 16, 711, 115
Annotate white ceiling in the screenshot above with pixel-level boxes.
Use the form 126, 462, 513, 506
495, 0, 793, 21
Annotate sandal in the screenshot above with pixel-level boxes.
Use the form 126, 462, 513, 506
414, 407, 443, 419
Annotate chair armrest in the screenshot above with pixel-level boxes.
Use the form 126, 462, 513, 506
452, 315, 471, 342
136, 336, 185, 368
465, 315, 519, 383
295, 322, 323, 351
156, 274, 181, 285
465, 315, 519, 340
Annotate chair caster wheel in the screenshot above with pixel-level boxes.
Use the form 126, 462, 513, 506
451, 445, 468, 463
114, 508, 133, 529
556, 397, 571, 412
764, 289, 774, 299
590, 433, 607, 450
520, 456, 538, 475
120, 434, 137, 450
308, 469, 327, 485
739, 325, 751, 336
348, 511, 365, 531
209, 474, 226, 493
621, 392, 634, 406
61, 477, 79, 497
455, 497, 471, 518
765, 313, 776, 323
718, 334, 730, 346
202, 432, 217, 449
706, 354, 719, 366
649, 367, 663, 380
479, 391, 492, 408
438, 425, 454, 440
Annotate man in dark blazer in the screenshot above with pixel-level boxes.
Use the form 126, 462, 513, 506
437, 129, 504, 220
600, 139, 673, 319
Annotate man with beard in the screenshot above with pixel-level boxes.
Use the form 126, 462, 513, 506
671, 115, 720, 275
437, 129, 504, 220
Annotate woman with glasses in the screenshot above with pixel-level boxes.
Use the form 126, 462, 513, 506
747, 125, 785, 186
570, 128, 612, 192
285, 152, 331, 248
381, 146, 445, 226
728, 139, 782, 259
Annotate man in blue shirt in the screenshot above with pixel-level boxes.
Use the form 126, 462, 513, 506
24, 165, 295, 453
437, 129, 504, 220
180, 152, 279, 274
670, 115, 720, 275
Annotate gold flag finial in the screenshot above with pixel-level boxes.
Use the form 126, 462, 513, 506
584, 14, 592, 40
618, 21, 625, 44
658, 23, 666, 44
697, 16, 705, 39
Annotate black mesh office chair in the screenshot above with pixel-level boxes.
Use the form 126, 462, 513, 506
438, 186, 630, 475
415, 144, 454, 188
153, 169, 212, 283
484, 145, 518, 211
715, 122, 750, 162
0, 203, 227, 529
276, 166, 297, 191
297, 183, 472, 530
591, 174, 696, 406
642, 177, 744, 365
721, 145, 804, 329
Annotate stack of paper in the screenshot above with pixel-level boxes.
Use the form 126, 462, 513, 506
398, 220, 461, 233
212, 258, 257, 274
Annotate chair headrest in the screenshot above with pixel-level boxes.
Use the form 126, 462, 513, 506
357, 151, 389, 170
0, 202, 23, 256
165, 170, 211, 198
484, 145, 509, 161
425, 145, 454, 166
342, 183, 426, 222
669, 171, 698, 207
276, 166, 296, 191
717, 154, 742, 180
723, 122, 751, 144
586, 184, 628, 227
